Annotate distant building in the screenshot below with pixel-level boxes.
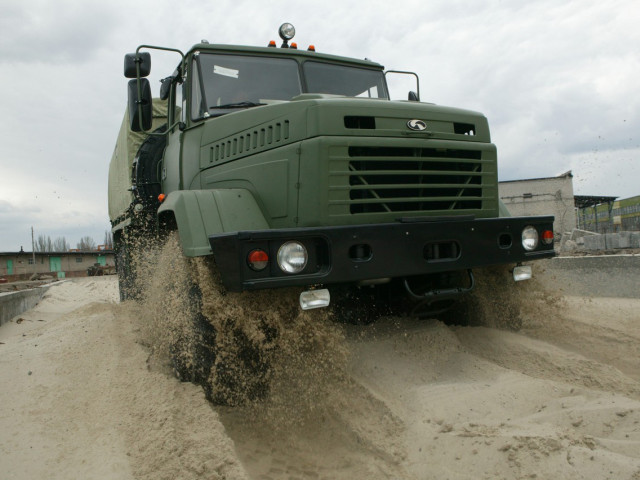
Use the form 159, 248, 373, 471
576, 195, 640, 233
0, 250, 115, 281
499, 171, 576, 237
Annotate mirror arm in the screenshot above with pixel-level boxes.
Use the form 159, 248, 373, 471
130, 45, 186, 134
385, 70, 421, 101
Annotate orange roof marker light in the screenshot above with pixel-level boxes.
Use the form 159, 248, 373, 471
268, 40, 276, 47
158, 193, 166, 203
307, 45, 316, 52
290, 42, 298, 50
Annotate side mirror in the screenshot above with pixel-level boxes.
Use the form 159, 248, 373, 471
127, 78, 152, 131
408, 91, 420, 102
124, 52, 151, 78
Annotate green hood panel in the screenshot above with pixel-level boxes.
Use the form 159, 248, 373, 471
196, 98, 490, 172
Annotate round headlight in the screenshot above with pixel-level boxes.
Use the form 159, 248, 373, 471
279, 23, 296, 41
277, 241, 307, 273
522, 226, 539, 251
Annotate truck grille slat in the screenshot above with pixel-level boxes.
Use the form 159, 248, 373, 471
329, 146, 488, 214
331, 196, 487, 204
333, 183, 484, 190
330, 170, 487, 177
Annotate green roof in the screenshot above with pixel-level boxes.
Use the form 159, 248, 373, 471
188, 43, 384, 69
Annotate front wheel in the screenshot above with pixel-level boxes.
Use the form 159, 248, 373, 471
141, 232, 342, 406
144, 233, 281, 406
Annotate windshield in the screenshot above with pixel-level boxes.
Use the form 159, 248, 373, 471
303, 61, 388, 99
190, 54, 389, 119
193, 53, 302, 118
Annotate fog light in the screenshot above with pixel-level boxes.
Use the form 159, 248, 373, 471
522, 226, 539, 251
277, 241, 308, 273
300, 289, 330, 310
513, 265, 532, 281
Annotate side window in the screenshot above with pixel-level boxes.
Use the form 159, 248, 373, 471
356, 86, 379, 98
190, 57, 206, 119
177, 80, 185, 123
168, 76, 185, 125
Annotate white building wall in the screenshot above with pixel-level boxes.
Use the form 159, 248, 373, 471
499, 172, 576, 237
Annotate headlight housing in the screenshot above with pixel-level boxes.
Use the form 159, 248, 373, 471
278, 23, 296, 41
277, 241, 308, 273
521, 226, 539, 251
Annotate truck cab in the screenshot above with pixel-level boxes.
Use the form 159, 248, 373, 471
109, 24, 554, 312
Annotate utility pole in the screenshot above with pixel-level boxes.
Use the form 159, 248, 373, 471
31, 226, 37, 278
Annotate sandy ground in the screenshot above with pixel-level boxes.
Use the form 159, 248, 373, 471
1, 275, 639, 479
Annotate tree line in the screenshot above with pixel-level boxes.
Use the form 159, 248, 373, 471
33, 230, 114, 252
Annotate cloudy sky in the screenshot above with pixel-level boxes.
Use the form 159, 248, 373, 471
0, 0, 638, 251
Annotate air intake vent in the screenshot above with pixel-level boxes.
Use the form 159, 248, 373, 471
344, 116, 376, 129
453, 123, 476, 136
210, 120, 290, 162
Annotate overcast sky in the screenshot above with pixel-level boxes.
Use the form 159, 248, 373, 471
0, 0, 638, 251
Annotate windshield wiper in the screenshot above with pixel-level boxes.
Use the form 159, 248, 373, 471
210, 101, 266, 110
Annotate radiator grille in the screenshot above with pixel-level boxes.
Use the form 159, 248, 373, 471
331, 146, 488, 214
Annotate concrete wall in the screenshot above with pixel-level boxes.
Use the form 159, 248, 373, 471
500, 172, 576, 238
582, 232, 640, 250
0, 286, 51, 326
537, 255, 640, 298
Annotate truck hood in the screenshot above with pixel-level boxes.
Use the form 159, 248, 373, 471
199, 96, 490, 146
302, 95, 491, 143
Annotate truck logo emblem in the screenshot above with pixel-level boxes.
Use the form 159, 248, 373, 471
407, 119, 427, 131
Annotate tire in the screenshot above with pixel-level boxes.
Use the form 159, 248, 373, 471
441, 265, 524, 331
114, 235, 134, 301
187, 257, 273, 405
132, 125, 167, 210
150, 233, 275, 406
330, 285, 393, 324
170, 283, 217, 388
115, 229, 154, 301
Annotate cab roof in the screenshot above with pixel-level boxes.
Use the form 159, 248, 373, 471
187, 43, 385, 70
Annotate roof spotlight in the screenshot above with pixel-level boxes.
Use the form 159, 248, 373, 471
278, 23, 295, 47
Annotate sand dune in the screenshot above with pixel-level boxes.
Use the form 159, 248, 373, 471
1, 275, 639, 479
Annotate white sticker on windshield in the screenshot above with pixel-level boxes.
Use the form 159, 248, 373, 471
213, 65, 239, 79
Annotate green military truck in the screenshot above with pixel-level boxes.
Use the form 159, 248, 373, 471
109, 24, 554, 402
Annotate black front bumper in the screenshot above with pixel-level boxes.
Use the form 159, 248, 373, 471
209, 216, 555, 292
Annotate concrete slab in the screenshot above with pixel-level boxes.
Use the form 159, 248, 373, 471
605, 233, 620, 249
619, 232, 632, 248
583, 235, 605, 250
0, 286, 52, 326
537, 255, 640, 298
